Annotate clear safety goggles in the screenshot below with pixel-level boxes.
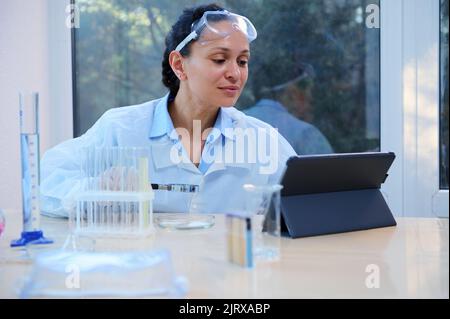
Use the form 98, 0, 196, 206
175, 10, 257, 52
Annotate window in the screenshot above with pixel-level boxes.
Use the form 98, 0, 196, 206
440, 0, 449, 190
73, 0, 380, 156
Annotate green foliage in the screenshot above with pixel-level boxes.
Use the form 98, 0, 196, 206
74, 0, 380, 154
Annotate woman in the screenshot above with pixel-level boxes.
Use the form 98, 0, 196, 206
40, 3, 296, 217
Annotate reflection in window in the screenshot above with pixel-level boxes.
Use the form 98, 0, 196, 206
440, 0, 449, 190
73, 0, 380, 155
239, 0, 380, 155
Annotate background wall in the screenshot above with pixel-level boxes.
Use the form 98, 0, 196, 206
0, 0, 73, 212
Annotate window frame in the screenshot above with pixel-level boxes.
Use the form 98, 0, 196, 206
437, 0, 449, 215
70, 0, 79, 138
381, 0, 448, 218
47, 0, 74, 147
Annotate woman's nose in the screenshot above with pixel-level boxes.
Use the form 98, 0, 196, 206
225, 62, 240, 81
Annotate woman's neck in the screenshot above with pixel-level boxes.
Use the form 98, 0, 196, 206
169, 89, 219, 135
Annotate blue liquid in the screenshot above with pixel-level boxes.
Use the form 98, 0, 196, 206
21, 133, 40, 232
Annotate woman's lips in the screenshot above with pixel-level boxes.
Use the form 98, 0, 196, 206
219, 86, 240, 96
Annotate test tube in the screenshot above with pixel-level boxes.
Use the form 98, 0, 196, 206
119, 147, 125, 227
87, 149, 93, 229
106, 147, 111, 230
111, 148, 118, 229
132, 148, 138, 229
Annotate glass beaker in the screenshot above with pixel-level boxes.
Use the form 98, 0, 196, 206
154, 178, 215, 230
242, 184, 283, 262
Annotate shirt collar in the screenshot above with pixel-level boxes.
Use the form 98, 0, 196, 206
150, 93, 237, 142
149, 93, 178, 140
209, 107, 236, 143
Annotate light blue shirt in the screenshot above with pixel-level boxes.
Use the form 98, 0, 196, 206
40, 93, 296, 217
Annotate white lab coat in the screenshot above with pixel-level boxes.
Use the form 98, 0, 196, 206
40, 93, 296, 217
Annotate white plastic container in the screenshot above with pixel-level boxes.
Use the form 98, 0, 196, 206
20, 249, 187, 298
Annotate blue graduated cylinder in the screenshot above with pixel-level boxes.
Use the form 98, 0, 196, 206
11, 93, 53, 248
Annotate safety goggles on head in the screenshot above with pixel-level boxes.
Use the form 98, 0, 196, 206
175, 10, 257, 52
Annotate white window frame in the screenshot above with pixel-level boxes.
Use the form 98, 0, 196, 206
381, 0, 449, 218
46, 0, 74, 150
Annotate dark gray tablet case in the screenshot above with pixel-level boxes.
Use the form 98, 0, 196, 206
279, 152, 397, 238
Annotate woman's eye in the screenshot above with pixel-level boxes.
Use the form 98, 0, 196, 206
213, 59, 226, 64
238, 60, 248, 67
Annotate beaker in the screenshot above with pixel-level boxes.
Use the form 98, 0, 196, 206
242, 184, 283, 262
154, 178, 215, 230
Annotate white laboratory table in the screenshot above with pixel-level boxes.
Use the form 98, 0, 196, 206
0, 209, 448, 299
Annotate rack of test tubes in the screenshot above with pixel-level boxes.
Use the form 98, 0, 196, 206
74, 147, 154, 237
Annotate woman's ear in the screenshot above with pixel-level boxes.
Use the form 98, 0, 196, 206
169, 51, 187, 81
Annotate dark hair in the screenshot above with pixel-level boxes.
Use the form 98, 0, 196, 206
161, 3, 225, 97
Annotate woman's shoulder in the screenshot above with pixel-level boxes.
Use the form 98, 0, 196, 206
82, 96, 164, 138
100, 97, 162, 122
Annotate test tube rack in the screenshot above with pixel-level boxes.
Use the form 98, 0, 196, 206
74, 147, 154, 238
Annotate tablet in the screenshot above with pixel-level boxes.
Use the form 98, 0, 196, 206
281, 152, 396, 196
278, 152, 397, 238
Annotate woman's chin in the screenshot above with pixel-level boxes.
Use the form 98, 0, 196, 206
217, 96, 239, 108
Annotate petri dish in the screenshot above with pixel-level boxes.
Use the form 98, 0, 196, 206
155, 214, 215, 230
